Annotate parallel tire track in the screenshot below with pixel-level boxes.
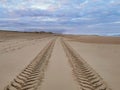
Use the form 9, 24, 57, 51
61, 39, 112, 90
4, 39, 56, 90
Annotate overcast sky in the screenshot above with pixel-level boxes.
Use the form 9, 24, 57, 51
0, 0, 120, 35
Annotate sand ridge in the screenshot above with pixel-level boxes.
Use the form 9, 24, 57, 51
40, 38, 79, 90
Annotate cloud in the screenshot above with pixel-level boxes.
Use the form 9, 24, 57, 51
0, 0, 120, 35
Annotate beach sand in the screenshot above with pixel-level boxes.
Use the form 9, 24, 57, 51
0, 31, 120, 90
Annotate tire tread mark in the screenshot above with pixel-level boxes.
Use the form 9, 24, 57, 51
4, 39, 56, 90
61, 39, 112, 90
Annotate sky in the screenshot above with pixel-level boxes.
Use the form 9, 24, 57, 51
0, 0, 120, 35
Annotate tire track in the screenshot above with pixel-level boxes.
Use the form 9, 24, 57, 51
4, 39, 56, 90
61, 39, 112, 90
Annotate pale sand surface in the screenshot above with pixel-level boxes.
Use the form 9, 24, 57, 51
0, 37, 53, 89
40, 38, 79, 90
0, 31, 120, 90
65, 35, 120, 44
67, 40, 120, 90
